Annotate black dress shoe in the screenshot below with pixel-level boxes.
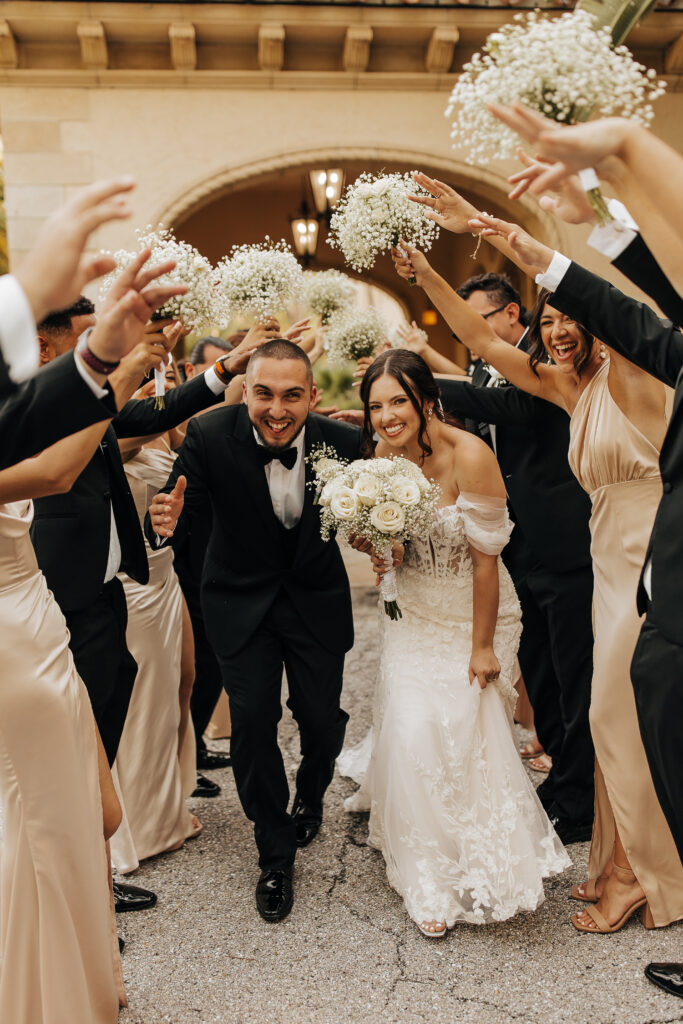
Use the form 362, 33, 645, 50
549, 815, 593, 845
113, 880, 157, 913
535, 780, 555, 812
255, 868, 293, 923
118, 935, 125, 954
191, 772, 221, 798
291, 795, 322, 848
197, 747, 231, 771
645, 963, 683, 998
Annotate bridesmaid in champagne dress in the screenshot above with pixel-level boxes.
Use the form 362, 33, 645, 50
393, 240, 683, 933
0, 500, 125, 1023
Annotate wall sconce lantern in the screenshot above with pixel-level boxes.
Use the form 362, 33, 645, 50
309, 168, 344, 219
289, 199, 319, 266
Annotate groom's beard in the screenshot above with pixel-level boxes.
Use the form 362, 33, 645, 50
252, 416, 306, 453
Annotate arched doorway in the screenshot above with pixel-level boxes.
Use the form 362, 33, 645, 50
163, 149, 560, 364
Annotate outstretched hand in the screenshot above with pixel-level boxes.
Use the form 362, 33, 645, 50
409, 172, 479, 235
507, 149, 596, 226
467, 213, 553, 276
149, 476, 186, 539
391, 241, 432, 286
14, 176, 136, 324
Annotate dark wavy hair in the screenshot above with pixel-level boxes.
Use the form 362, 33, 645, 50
359, 349, 461, 464
527, 288, 595, 377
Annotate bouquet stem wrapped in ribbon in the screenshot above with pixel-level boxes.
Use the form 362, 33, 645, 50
308, 446, 441, 619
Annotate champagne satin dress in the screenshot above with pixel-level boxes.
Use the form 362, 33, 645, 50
0, 501, 124, 1023
568, 361, 683, 926
111, 444, 196, 874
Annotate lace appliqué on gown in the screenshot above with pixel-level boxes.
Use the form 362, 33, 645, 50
340, 493, 570, 927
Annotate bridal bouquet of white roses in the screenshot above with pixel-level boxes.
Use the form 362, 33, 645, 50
300, 269, 356, 324
217, 237, 303, 322
328, 172, 440, 274
324, 307, 388, 366
446, 9, 666, 222
309, 447, 441, 619
99, 225, 230, 407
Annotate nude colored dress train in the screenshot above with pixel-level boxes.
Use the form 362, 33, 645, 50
111, 445, 196, 873
0, 501, 124, 1023
568, 361, 683, 926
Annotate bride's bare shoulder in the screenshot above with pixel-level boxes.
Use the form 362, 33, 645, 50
443, 425, 506, 499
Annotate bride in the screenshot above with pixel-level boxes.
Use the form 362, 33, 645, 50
341, 348, 569, 937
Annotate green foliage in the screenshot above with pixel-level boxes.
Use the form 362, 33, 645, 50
314, 359, 362, 411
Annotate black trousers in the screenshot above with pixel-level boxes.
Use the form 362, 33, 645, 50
182, 579, 225, 758
631, 619, 683, 865
513, 564, 595, 824
63, 577, 138, 766
215, 594, 348, 871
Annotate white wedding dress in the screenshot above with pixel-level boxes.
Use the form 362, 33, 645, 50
339, 493, 570, 928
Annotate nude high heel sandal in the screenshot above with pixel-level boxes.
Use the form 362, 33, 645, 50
571, 863, 650, 934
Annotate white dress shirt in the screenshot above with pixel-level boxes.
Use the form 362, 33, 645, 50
0, 274, 40, 384
253, 427, 306, 528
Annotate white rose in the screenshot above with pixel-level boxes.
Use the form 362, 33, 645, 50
330, 486, 360, 521
370, 501, 406, 535
319, 480, 342, 506
390, 476, 421, 506
354, 473, 383, 506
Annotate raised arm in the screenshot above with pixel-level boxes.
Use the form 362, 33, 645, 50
144, 416, 210, 551
392, 243, 569, 411
438, 376, 539, 426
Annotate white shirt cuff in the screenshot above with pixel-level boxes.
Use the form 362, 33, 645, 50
0, 275, 40, 383
535, 251, 571, 293
587, 199, 638, 261
74, 328, 110, 399
203, 365, 228, 395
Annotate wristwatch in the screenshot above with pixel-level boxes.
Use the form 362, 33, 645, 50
213, 355, 235, 385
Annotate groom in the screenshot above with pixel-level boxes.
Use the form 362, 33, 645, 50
147, 340, 362, 921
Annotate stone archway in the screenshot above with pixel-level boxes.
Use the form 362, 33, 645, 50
158, 147, 565, 361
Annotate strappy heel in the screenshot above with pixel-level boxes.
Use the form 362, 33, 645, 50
571, 863, 650, 933
571, 879, 600, 903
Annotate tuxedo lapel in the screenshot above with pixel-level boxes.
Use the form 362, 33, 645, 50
660, 369, 683, 464
232, 406, 283, 558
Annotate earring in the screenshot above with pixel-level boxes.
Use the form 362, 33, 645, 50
428, 407, 433, 420
599, 343, 607, 360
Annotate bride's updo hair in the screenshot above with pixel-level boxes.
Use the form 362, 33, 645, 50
359, 348, 459, 463
527, 288, 595, 378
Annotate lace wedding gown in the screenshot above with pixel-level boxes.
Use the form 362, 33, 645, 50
340, 493, 570, 928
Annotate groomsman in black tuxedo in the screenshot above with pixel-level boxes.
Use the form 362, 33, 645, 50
147, 340, 362, 922
443, 273, 595, 843
30, 299, 259, 913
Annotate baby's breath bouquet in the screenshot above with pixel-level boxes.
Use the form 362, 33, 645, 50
324, 308, 388, 367
300, 269, 356, 325
446, 9, 666, 223
99, 226, 229, 408
217, 238, 303, 322
309, 448, 441, 620
328, 173, 440, 276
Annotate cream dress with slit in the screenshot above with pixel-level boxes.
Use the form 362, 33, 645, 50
0, 500, 124, 1023
568, 360, 683, 926
111, 444, 196, 873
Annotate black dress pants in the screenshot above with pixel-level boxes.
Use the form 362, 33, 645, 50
182, 579, 225, 758
631, 619, 683, 864
215, 594, 348, 871
63, 577, 138, 766
513, 564, 595, 824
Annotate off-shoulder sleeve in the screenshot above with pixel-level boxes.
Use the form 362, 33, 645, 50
457, 491, 513, 556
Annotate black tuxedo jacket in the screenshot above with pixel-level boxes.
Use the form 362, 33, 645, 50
613, 234, 683, 327
31, 373, 224, 613
552, 260, 683, 644
439, 378, 592, 575
145, 404, 363, 658
0, 351, 117, 470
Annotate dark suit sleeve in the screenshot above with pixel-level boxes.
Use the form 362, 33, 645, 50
0, 352, 13, 401
438, 378, 538, 426
143, 415, 211, 552
114, 373, 224, 439
313, 414, 363, 460
0, 350, 117, 470
553, 261, 683, 388
613, 234, 683, 328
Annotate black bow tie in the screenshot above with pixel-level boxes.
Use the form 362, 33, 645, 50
255, 444, 298, 471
